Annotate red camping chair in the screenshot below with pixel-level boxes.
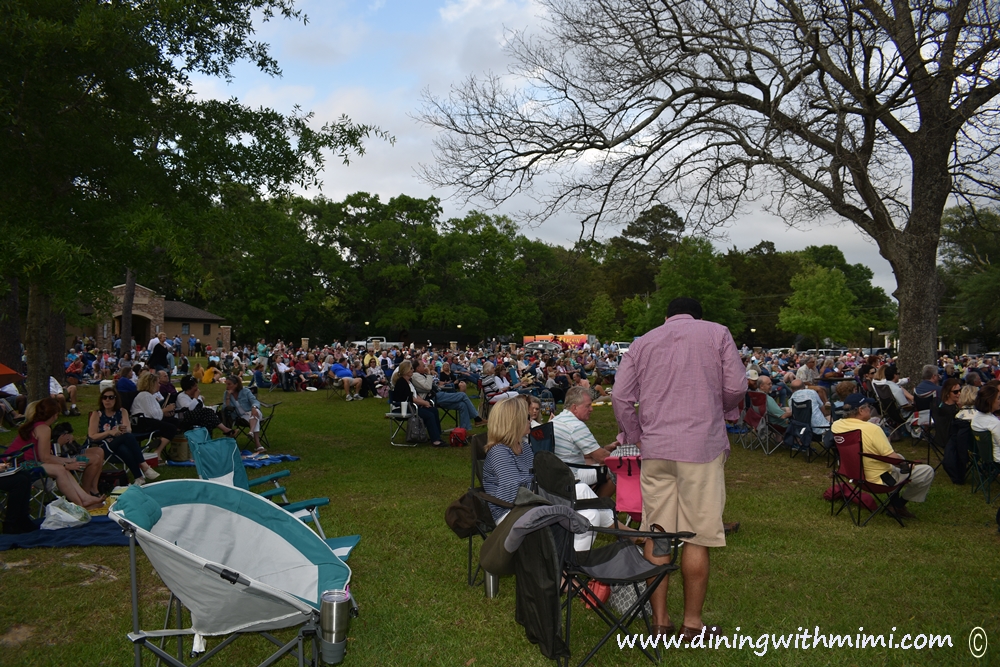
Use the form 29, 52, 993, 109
606, 456, 642, 526
831, 429, 918, 527
744, 391, 769, 451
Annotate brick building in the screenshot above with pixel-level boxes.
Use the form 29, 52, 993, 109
75, 284, 230, 354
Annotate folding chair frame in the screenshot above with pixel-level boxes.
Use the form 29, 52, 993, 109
830, 430, 917, 527
555, 526, 690, 667
464, 433, 511, 587
911, 392, 943, 470
386, 402, 417, 447
872, 384, 911, 441
970, 430, 1000, 503
789, 399, 829, 463
120, 521, 330, 667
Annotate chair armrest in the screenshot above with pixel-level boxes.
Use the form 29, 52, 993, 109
862, 453, 922, 467
283, 497, 331, 513
248, 469, 291, 487
591, 527, 696, 540
260, 486, 287, 499
573, 497, 616, 512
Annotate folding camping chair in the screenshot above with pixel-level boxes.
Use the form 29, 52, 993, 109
110, 480, 359, 667
185, 427, 334, 539
528, 422, 609, 486
743, 391, 769, 451
385, 385, 417, 447
222, 400, 279, 452
872, 383, 910, 440
460, 432, 514, 587
970, 430, 1000, 503
830, 429, 918, 527
911, 392, 941, 468
506, 504, 690, 667
477, 379, 494, 421
786, 399, 830, 463
0, 442, 55, 519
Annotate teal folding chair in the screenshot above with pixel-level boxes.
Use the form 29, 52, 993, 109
185, 427, 340, 542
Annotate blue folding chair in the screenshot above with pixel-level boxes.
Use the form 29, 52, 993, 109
185, 427, 345, 544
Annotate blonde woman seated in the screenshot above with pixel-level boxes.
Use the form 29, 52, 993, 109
957, 385, 979, 421
482, 398, 614, 551
481, 361, 519, 404
131, 371, 177, 462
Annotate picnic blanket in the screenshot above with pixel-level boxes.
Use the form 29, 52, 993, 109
0, 516, 130, 551
166, 451, 301, 468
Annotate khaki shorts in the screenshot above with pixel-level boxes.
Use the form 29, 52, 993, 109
640, 451, 727, 548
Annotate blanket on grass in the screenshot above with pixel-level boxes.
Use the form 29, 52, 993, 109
166, 451, 300, 468
0, 516, 129, 551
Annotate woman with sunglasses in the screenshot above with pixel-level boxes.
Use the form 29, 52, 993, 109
87, 387, 159, 485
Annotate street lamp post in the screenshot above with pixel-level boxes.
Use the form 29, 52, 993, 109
264, 319, 269, 342
868, 326, 875, 355
750, 328, 756, 349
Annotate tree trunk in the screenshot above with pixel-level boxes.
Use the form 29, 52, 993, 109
120, 267, 136, 357
25, 283, 52, 402
885, 238, 941, 383
48, 309, 67, 384
0, 275, 22, 374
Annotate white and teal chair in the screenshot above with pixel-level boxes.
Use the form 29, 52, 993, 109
185, 427, 335, 539
110, 479, 359, 666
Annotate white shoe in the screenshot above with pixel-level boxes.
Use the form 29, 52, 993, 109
354, 395, 364, 401
143, 467, 160, 481
133, 477, 146, 486
345, 394, 354, 401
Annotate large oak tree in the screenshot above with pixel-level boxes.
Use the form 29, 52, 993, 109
420, 0, 1000, 378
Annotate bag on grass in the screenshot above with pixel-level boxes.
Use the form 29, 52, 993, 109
98, 470, 129, 495
450, 428, 468, 447
406, 414, 429, 443
609, 581, 652, 618
41, 497, 92, 530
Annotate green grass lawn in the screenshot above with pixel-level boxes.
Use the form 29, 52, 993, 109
1, 381, 998, 666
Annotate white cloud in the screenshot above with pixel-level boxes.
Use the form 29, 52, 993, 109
439, 0, 522, 23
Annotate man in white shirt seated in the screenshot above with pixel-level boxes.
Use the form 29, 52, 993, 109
551, 386, 618, 497
872, 365, 913, 416
788, 379, 829, 435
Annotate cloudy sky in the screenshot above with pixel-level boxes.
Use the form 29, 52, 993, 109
193, 0, 898, 295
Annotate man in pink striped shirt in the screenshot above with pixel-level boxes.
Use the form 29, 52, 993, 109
612, 297, 745, 642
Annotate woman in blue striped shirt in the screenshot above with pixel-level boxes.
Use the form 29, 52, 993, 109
482, 398, 533, 523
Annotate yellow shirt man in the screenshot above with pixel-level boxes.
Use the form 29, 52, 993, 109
831, 417, 895, 482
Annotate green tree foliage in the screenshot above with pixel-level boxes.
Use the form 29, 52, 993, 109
644, 237, 744, 334
778, 267, 859, 348
2, 0, 386, 398
582, 293, 619, 343
938, 206, 1000, 350
720, 241, 803, 348
799, 245, 895, 335
601, 204, 684, 315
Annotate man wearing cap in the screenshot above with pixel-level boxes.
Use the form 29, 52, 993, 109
613, 297, 745, 642
831, 393, 934, 519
